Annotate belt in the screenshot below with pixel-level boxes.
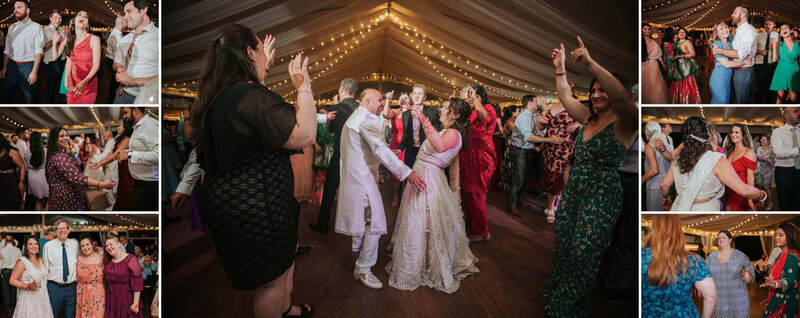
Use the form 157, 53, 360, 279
11, 60, 32, 64
48, 280, 76, 287
735, 66, 752, 70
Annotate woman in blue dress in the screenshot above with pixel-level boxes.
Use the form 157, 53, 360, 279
642, 214, 717, 318
709, 21, 753, 104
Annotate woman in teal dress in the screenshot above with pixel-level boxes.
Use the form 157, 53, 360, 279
762, 223, 800, 318
667, 27, 702, 104
769, 24, 800, 104
540, 36, 639, 317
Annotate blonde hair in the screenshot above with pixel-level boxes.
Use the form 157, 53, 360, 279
644, 215, 690, 287
412, 84, 426, 94
709, 21, 730, 48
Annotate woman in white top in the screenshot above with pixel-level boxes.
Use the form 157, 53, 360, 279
9, 236, 53, 318
658, 116, 765, 211
642, 121, 673, 211
22, 132, 48, 210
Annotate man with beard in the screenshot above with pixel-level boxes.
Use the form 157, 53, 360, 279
42, 10, 65, 104
113, 0, 158, 104
1, 1, 44, 103
772, 107, 800, 210
116, 106, 159, 210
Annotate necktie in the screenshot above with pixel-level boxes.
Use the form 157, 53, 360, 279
792, 127, 800, 169
119, 30, 145, 96
61, 243, 68, 282
763, 34, 770, 65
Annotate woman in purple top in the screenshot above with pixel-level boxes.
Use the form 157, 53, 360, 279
103, 233, 144, 318
45, 126, 115, 211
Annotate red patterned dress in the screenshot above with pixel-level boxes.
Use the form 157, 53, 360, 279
458, 104, 497, 236
535, 110, 579, 195
725, 154, 757, 211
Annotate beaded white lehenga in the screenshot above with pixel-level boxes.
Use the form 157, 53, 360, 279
386, 130, 479, 293
672, 150, 725, 211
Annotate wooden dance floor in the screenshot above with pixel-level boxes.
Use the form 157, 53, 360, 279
693, 280, 769, 317
162, 184, 636, 317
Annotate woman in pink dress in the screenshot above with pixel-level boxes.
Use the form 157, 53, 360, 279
459, 86, 497, 242
724, 123, 757, 211
103, 233, 144, 318
642, 23, 669, 103
76, 234, 105, 317
55, 11, 100, 104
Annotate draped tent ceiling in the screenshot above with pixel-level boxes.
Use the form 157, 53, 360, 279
162, 0, 637, 104
0, 106, 122, 133
642, 214, 800, 235
0, 0, 126, 29
642, 0, 800, 30
642, 106, 787, 127
0, 214, 158, 227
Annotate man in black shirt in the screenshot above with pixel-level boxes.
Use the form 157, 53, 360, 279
310, 78, 359, 233
398, 84, 440, 168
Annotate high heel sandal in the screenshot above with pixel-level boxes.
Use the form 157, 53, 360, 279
283, 304, 315, 318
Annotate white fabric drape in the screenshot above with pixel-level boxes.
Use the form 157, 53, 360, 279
0, 107, 123, 133
643, 0, 800, 29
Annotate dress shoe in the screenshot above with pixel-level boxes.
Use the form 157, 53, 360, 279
353, 270, 383, 289
506, 206, 521, 217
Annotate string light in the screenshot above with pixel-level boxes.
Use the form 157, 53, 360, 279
686, 1, 720, 28
89, 107, 104, 127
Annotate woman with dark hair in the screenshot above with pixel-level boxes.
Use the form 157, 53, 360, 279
642, 215, 716, 317
541, 36, 639, 317
23, 132, 48, 210
386, 98, 479, 293
0, 135, 25, 210
723, 123, 757, 211
8, 235, 52, 317
458, 85, 497, 242
769, 23, 799, 104
103, 233, 144, 317
659, 116, 764, 211
762, 223, 800, 317
192, 24, 316, 317
706, 230, 754, 318
667, 27, 702, 103
642, 23, 669, 103
93, 114, 136, 211
498, 105, 520, 192
77, 233, 104, 317
53, 11, 100, 104
45, 126, 115, 211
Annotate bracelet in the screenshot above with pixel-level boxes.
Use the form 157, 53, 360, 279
555, 72, 566, 76
759, 190, 768, 203
297, 89, 313, 94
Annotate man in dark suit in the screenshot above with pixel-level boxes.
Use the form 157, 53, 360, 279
398, 84, 440, 168
310, 78, 360, 233
120, 235, 135, 254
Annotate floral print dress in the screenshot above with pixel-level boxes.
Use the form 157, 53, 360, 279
534, 110, 578, 195
764, 251, 800, 318
77, 261, 105, 317
540, 123, 627, 317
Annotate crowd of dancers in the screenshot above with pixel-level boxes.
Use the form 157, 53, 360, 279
163, 22, 639, 318
0, 106, 160, 211
0, 219, 159, 317
0, 0, 158, 104
642, 5, 800, 104
643, 215, 800, 317
642, 107, 800, 211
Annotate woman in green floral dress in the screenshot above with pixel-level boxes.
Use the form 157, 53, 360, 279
540, 36, 639, 317
762, 223, 800, 318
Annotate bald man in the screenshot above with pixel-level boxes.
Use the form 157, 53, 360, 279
106, 16, 126, 103
772, 106, 800, 210
335, 88, 426, 289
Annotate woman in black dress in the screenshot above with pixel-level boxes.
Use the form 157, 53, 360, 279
0, 136, 25, 210
192, 24, 317, 318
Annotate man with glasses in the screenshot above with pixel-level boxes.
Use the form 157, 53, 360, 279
42, 219, 78, 318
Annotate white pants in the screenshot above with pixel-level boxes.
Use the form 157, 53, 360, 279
355, 204, 381, 274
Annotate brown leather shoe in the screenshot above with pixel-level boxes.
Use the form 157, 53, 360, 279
506, 206, 522, 217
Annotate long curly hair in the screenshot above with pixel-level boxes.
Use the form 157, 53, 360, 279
447, 98, 472, 149
778, 223, 800, 251
723, 123, 753, 159
677, 116, 712, 174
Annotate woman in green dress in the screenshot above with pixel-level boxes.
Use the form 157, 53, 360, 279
762, 223, 800, 318
667, 27, 701, 104
768, 24, 800, 104
540, 36, 639, 317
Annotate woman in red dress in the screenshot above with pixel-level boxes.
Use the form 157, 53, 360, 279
384, 92, 410, 207
56, 11, 100, 104
459, 86, 497, 242
724, 123, 758, 211
534, 101, 581, 223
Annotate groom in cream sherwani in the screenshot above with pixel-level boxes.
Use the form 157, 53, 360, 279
335, 88, 426, 289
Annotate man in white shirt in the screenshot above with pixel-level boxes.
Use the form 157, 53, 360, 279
42, 10, 65, 104
771, 106, 800, 211
13, 127, 28, 155
113, 0, 158, 104
0, 234, 22, 314
106, 16, 126, 103
43, 219, 79, 318
116, 106, 159, 211
754, 16, 779, 104
1, 0, 43, 104
712, 5, 757, 104
95, 129, 118, 209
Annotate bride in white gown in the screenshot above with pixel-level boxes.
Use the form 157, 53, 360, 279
658, 116, 766, 211
386, 98, 479, 294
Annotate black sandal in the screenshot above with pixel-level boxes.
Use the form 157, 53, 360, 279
282, 304, 314, 318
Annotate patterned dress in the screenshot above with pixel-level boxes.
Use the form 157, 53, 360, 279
641, 247, 712, 317
667, 40, 702, 104
755, 146, 775, 189
76, 261, 105, 317
540, 123, 627, 317
498, 130, 514, 192
763, 251, 800, 317
458, 104, 497, 236
46, 151, 90, 211
706, 249, 755, 318
534, 110, 578, 195
312, 123, 334, 206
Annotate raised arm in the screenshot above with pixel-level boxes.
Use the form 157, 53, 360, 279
413, 106, 458, 153
282, 53, 316, 150
382, 91, 395, 119
467, 87, 488, 121
552, 43, 590, 123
